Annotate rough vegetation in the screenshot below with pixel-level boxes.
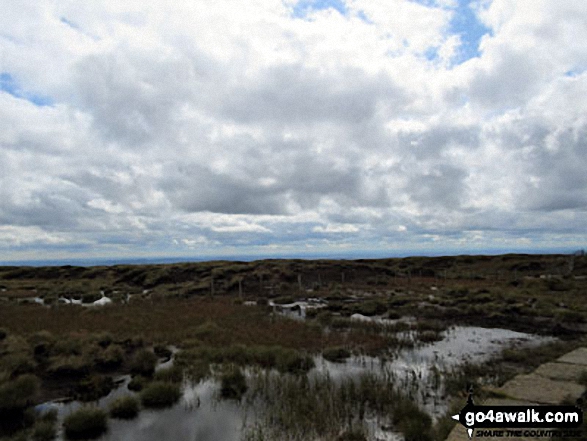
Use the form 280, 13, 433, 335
62, 407, 108, 440
140, 382, 181, 408
109, 395, 140, 419
0, 253, 586, 440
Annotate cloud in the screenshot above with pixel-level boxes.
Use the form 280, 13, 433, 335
312, 223, 360, 233
0, 0, 586, 260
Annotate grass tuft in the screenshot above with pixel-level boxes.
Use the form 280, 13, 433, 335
63, 407, 108, 440
140, 382, 181, 408
109, 395, 140, 419
220, 367, 247, 400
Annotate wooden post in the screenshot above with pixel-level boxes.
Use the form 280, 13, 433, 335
210, 277, 214, 298
341, 272, 345, 284
298, 274, 302, 292
238, 278, 243, 299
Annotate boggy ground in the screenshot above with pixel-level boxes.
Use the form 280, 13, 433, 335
0, 253, 586, 440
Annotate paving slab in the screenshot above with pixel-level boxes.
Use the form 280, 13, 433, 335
533, 361, 587, 382
557, 347, 587, 366
445, 348, 587, 440
497, 373, 584, 405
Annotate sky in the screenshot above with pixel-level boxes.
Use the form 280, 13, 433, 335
1, 0, 587, 262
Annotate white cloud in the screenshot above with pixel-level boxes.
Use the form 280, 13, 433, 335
0, 0, 586, 260
313, 224, 360, 234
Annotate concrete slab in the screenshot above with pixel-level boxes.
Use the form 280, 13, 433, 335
533, 361, 587, 382
497, 373, 585, 404
557, 347, 587, 366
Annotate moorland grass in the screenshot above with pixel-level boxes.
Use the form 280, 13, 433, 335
153, 365, 184, 383
0, 375, 39, 411
174, 344, 315, 375
140, 382, 181, 408
322, 346, 351, 363
220, 367, 247, 399
63, 407, 108, 440
127, 375, 147, 392
245, 371, 436, 441
130, 349, 158, 376
109, 395, 140, 419
31, 409, 58, 441
74, 374, 114, 402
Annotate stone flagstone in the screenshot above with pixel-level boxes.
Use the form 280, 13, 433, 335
497, 373, 584, 404
533, 361, 586, 382
557, 347, 587, 366
445, 347, 587, 440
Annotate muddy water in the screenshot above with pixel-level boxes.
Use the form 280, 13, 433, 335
42, 326, 553, 441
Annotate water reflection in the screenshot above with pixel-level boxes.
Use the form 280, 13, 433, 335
44, 326, 553, 441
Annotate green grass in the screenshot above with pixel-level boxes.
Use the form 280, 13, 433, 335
32, 410, 58, 441
153, 365, 184, 383
130, 349, 158, 376
140, 382, 181, 408
127, 375, 147, 392
337, 430, 367, 440
175, 344, 315, 375
245, 370, 436, 441
220, 367, 247, 400
74, 374, 114, 402
0, 375, 40, 411
63, 407, 108, 440
322, 346, 351, 363
109, 396, 140, 419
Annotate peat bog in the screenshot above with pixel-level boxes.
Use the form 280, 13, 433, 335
0, 253, 586, 440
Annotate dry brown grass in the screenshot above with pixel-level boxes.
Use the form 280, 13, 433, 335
0, 298, 390, 353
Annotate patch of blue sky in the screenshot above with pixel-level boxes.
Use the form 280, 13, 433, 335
448, 0, 491, 64
565, 68, 586, 78
424, 46, 440, 61
60, 16, 80, 30
292, 0, 347, 19
0, 72, 53, 106
410, 0, 490, 65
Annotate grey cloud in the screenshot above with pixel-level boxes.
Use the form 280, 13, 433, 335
0, 187, 86, 229
219, 64, 405, 125
161, 164, 289, 215
72, 48, 221, 146
516, 125, 587, 212
405, 163, 469, 210
398, 124, 481, 159
469, 48, 542, 110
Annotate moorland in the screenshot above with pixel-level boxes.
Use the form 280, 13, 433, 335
0, 253, 586, 441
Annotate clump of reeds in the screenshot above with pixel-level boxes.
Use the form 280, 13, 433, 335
322, 346, 351, 363
109, 395, 140, 419
63, 407, 108, 440
220, 367, 247, 399
32, 408, 58, 440
140, 382, 181, 408
244, 370, 434, 441
130, 349, 158, 376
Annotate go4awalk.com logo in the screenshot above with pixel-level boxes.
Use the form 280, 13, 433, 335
452, 392, 583, 439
